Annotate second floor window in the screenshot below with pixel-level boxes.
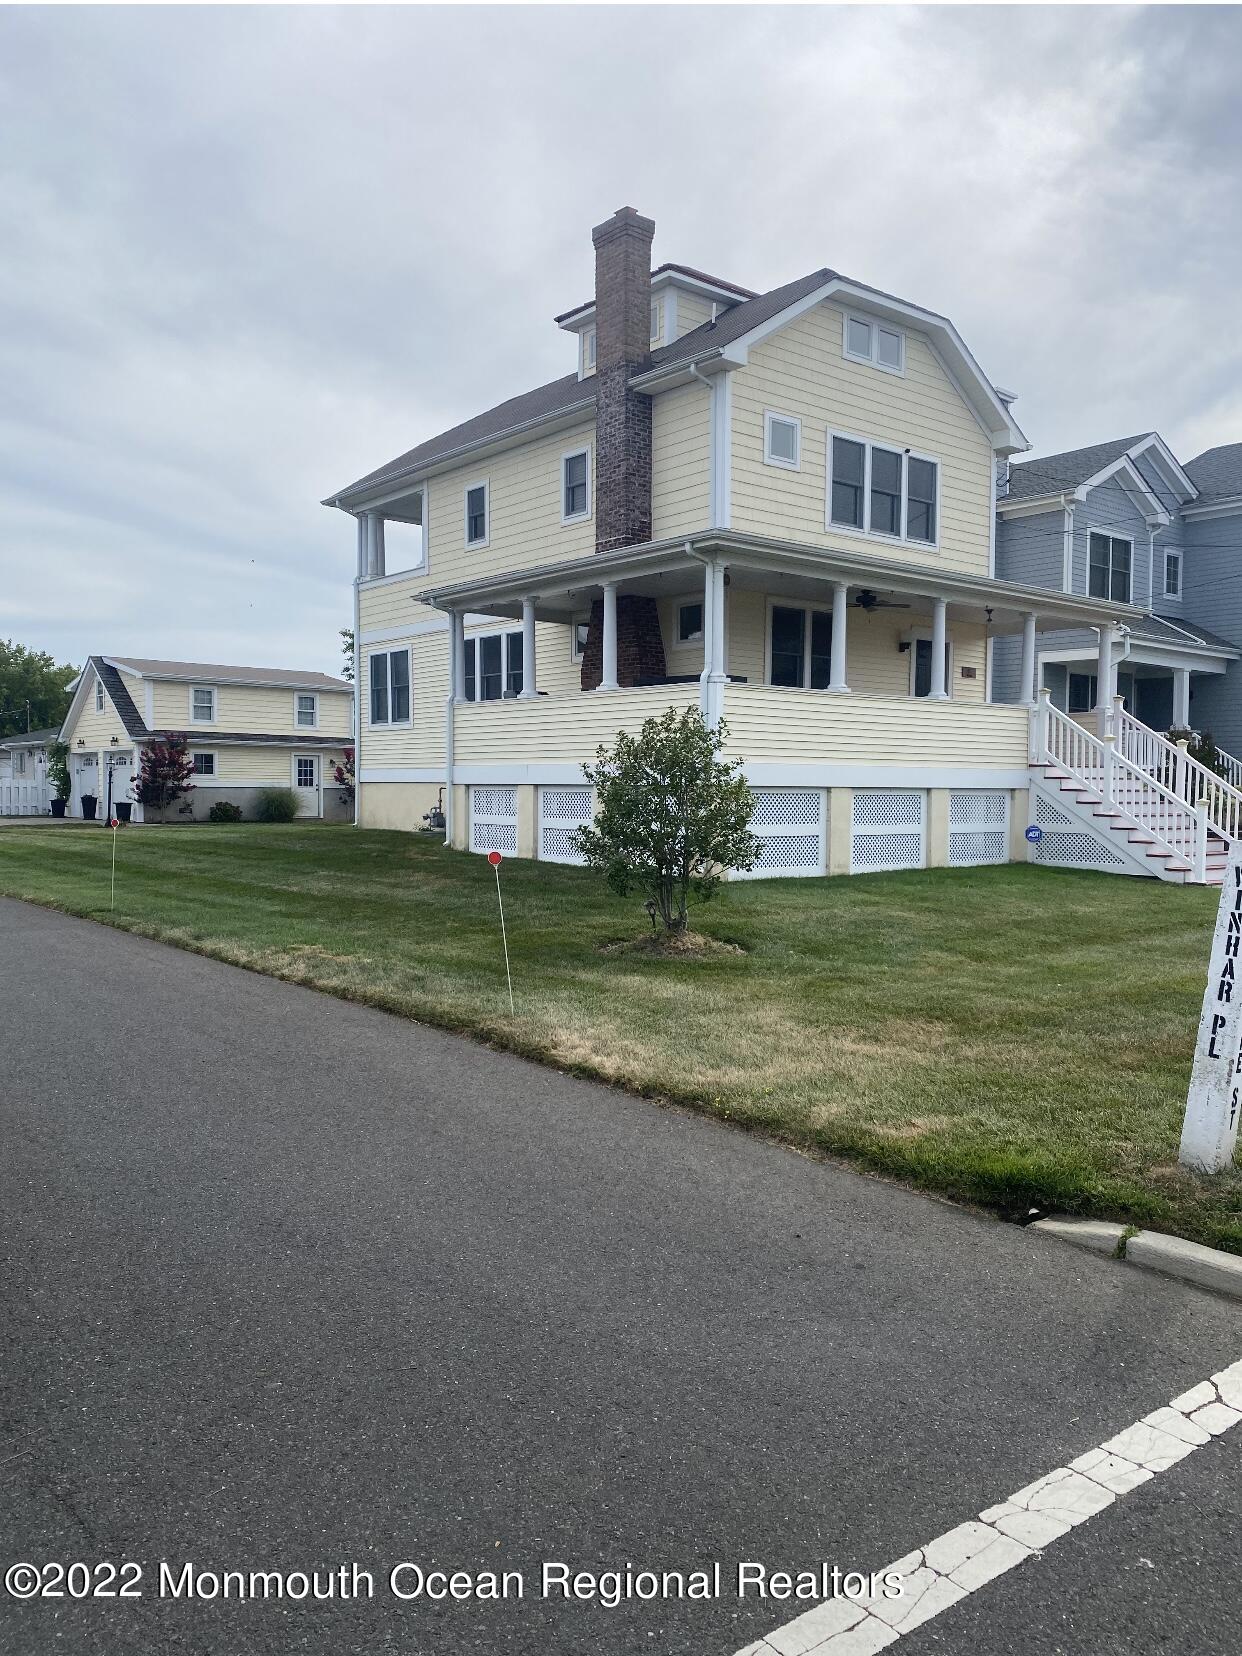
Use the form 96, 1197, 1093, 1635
95, 680, 104, 712
191, 686, 215, 722
1088, 533, 1131, 603
295, 693, 318, 728
1164, 549, 1182, 599
829, 434, 938, 545
464, 631, 523, 701
764, 411, 801, 470
563, 450, 590, 521
466, 483, 489, 547
369, 649, 410, 724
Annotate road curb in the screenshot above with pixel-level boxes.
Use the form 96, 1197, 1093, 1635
1031, 1216, 1242, 1300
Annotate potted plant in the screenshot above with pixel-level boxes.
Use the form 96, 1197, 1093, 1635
47, 740, 70, 818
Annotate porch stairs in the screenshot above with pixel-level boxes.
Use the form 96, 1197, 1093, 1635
1028, 694, 1240, 885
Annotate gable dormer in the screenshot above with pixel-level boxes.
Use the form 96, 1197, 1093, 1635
555, 262, 757, 380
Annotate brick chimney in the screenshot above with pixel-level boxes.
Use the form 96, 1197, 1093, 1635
592, 206, 655, 554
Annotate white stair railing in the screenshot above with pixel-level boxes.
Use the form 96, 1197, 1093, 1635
1031, 692, 1209, 881
1114, 705, 1242, 844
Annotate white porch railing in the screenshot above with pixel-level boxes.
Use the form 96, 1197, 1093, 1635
1031, 694, 1210, 882
1114, 705, 1242, 844
1211, 741, 1242, 795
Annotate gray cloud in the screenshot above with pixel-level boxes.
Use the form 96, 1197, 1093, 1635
2, 5, 1239, 671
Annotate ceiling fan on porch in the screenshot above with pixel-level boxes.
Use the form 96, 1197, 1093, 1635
851, 589, 911, 612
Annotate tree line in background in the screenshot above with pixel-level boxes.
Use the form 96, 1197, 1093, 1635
0, 640, 78, 737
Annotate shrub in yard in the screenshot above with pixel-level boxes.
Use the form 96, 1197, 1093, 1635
46, 740, 71, 802
208, 800, 244, 823
577, 706, 760, 934
254, 787, 298, 822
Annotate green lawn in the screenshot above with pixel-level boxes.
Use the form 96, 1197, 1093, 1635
2, 821, 1239, 1251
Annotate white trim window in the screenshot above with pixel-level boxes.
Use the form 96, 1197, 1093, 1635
190, 685, 216, 723
1163, 548, 1183, 601
842, 312, 905, 374
295, 692, 318, 729
764, 410, 801, 470
1088, 532, 1132, 603
1067, 671, 1097, 714
650, 300, 663, 346
562, 448, 591, 522
369, 648, 411, 725
767, 601, 834, 690
191, 751, 216, 777
828, 433, 938, 547
677, 601, 704, 644
570, 614, 590, 663
465, 481, 489, 548
95, 678, 104, 712
580, 327, 597, 377
464, 629, 524, 702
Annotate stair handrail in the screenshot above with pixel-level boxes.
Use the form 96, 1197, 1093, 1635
1114, 705, 1242, 844
1033, 694, 1208, 880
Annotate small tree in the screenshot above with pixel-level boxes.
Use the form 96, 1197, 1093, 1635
340, 629, 355, 682
133, 735, 195, 822
577, 707, 760, 934
46, 740, 71, 802
332, 745, 356, 796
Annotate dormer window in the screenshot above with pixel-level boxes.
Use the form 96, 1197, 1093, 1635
843, 313, 905, 374
95, 679, 104, 712
650, 300, 662, 346
581, 327, 597, 377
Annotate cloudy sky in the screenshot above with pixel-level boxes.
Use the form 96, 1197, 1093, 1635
3, 5, 1240, 676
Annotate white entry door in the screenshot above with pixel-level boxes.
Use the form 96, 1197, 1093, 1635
72, 753, 99, 817
292, 754, 320, 818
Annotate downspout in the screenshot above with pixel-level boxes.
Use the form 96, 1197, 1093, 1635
352, 559, 361, 828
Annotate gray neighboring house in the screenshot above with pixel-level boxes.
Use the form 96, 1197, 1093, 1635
993, 433, 1242, 752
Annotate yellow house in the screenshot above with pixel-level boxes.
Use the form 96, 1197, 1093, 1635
59, 657, 353, 822
322, 209, 1233, 884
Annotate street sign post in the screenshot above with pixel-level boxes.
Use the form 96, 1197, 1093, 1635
487, 850, 515, 1017
1180, 841, 1242, 1173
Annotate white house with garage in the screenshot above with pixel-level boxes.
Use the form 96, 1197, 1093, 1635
322, 207, 1240, 885
59, 657, 354, 822
0, 728, 56, 816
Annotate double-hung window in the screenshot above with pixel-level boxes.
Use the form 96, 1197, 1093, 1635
463, 631, 523, 701
465, 482, 489, 547
1164, 549, 1182, 600
295, 692, 318, 728
369, 648, 410, 724
843, 313, 905, 373
829, 434, 938, 545
192, 752, 215, 777
769, 604, 834, 690
191, 686, 215, 723
563, 449, 590, 521
1088, 533, 1132, 603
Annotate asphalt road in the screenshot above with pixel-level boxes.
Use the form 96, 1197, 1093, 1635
1, 896, 1238, 1656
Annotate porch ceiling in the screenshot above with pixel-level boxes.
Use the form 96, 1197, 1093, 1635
416, 530, 1145, 636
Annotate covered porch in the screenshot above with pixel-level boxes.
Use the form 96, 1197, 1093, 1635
1039, 618, 1238, 741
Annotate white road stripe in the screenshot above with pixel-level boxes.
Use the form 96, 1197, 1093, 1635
733, 1357, 1242, 1656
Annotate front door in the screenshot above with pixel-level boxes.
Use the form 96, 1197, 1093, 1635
293, 754, 320, 818
72, 753, 99, 817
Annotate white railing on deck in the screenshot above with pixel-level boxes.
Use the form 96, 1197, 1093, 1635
1115, 706, 1242, 844
1211, 742, 1242, 794
1032, 694, 1210, 881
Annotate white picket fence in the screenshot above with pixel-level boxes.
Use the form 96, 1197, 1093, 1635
0, 780, 50, 816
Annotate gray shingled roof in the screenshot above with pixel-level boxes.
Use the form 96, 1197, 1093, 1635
329, 268, 843, 502
1185, 443, 1242, 502
1004, 435, 1152, 501
94, 657, 149, 739
1130, 616, 1239, 654
0, 726, 60, 748
109, 657, 349, 691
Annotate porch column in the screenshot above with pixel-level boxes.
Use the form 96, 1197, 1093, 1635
355, 516, 368, 581
828, 581, 849, 693
600, 582, 619, 691
450, 610, 466, 702
928, 598, 949, 700
698, 561, 715, 717
1173, 666, 1191, 729
519, 597, 538, 698
706, 563, 728, 728
366, 512, 386, 579
1020, 612, 1038, 705
1096, 624, 1115, 739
